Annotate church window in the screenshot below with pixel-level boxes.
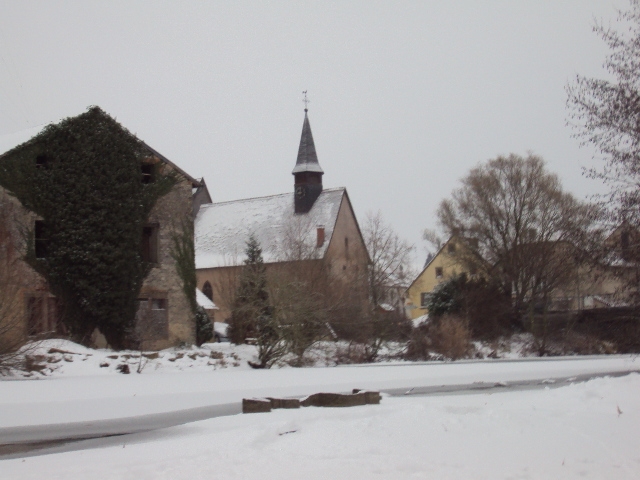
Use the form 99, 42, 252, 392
141, 224, 159, 264
202, 281, 213, 301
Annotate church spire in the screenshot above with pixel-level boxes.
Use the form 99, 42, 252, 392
292, 109, 323, 175
293, 92, 324, 214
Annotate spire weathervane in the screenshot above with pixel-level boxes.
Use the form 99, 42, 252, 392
302, 90, 310, 112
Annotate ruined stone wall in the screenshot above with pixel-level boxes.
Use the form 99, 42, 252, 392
0, 187, 51, 348
141, 176, 195, 350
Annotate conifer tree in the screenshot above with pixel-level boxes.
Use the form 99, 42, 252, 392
228, 235, 270, 344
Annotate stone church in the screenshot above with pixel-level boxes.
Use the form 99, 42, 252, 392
195, 108, 370, 322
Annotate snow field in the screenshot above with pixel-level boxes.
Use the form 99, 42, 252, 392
2, 374, 639, 479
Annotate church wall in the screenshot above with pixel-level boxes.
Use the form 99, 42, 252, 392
324, 195, 370, 303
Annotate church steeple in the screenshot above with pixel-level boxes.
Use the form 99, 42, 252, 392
293, 94, 324, 213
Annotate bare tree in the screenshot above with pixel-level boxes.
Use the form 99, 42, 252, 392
567, 1, 640, 305
363, 211, 415, 310
438, 154, 594, 326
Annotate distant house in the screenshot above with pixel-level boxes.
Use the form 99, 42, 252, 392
405, 236, 473, 319
195, 109, 370, 322
0, 108, 209, 350
406, 232, 633, 319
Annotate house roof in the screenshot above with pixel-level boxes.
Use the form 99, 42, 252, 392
195, 187, 346, 269
291, 112, 324, 175
407, 236, 453, 292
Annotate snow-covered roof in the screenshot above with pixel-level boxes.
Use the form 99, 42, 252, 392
196, 288, 218, 310
195, 188, 345, 268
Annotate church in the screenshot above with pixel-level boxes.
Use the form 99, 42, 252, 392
195, 107, 371, 323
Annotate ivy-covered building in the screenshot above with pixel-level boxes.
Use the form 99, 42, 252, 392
0, 107, 211, 350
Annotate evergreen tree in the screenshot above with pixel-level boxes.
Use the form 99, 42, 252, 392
0, 107, 176, 349
228, 235, 270, 344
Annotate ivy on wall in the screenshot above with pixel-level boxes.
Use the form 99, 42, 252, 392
0, 107, 177, 349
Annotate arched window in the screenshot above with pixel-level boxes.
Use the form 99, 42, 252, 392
202, 281, 213, 301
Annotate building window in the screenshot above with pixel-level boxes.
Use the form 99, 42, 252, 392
141, 163, 154, 184
202, 281, 213, 301
345, 237, 349, 259
447, 243, 456, 254
420, 292, 430, 307
36, 155, 52, 169
34, 220, 48, 259
136, 297, 168, 341
141, 224, 159, 264
435, 267, 443, 279
26, 295, 62, 336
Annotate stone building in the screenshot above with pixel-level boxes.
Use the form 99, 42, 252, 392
195, 109, 370, 322
0, 108, 209, 350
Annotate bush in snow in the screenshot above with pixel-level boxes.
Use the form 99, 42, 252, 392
406, 314, 471, 361
195, 307, 213, 346
427, 274, 512, 340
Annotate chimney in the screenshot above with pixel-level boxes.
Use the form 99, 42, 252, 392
316, 226, 325, 248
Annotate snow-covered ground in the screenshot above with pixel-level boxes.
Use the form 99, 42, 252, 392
2, 339, 639, 478
2, 373, 639, 479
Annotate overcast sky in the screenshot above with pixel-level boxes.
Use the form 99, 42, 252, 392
0, 1, 625, 265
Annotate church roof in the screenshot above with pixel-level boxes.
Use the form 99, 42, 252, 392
291, 112, 324, 174
195, 187, 346, 268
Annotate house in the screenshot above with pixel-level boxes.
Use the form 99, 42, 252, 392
405, 236, 473, 319
195, 108, 370, 322
0, 107, 209, 350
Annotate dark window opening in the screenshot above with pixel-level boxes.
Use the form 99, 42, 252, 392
141, 164, 154, 184
447, 243, 456, 254
141, 224, 159, 263
36, 155, 52, 169
35, 220, 48, 259
435, 267, 443, 279
202, 281, 213, 301
345, 237, 349, 259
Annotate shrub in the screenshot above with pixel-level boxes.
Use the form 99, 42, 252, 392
195, 307, 213, 346
427, 274, 512, 340
406, 315, 471, 361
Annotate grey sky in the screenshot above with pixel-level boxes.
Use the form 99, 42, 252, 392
0, 1, 624, 264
